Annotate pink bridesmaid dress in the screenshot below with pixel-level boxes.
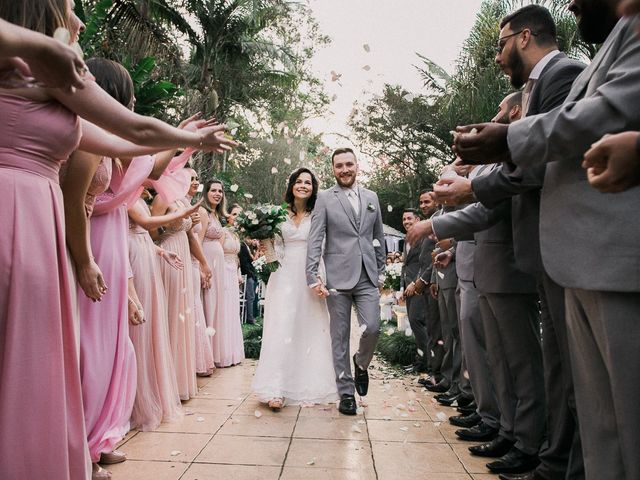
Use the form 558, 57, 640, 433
157, 200, 198, 400
79, 156, 154, 462
189, 217, 215, 376
201, 213, 225, 362
0, 93, 91, 479
217, 228, 245, 367
128, 198, 182, 430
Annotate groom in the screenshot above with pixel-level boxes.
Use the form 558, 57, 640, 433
306, 147, 386, 415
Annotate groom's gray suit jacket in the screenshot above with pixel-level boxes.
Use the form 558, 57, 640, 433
306, 185, 385, 289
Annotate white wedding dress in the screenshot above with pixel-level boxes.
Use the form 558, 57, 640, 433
252, 215, 339, 405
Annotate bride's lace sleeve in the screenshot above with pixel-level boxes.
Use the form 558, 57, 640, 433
274, 234, 285, 261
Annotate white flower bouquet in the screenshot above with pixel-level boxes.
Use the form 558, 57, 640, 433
383, 263, 403, 291
236, 203, 288, 271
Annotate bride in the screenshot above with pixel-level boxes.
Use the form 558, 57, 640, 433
252, 167, 338, 410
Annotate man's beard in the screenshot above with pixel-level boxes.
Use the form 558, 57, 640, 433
336, 174, 355, 187
508, 47, 526, 89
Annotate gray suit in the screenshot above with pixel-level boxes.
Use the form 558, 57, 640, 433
506, 16, 640, 480
433, 193, 543, 455
472, 52, 586, 479
306, 184, 385, 396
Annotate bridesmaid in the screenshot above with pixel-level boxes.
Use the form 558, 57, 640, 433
220, 204, 246, 366
127, 191, 200, 430
184, 169, 216, 377
198, 180, 227, 365
151, 193, 201, 399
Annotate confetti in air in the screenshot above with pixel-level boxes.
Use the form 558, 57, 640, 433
373, 239, 381, 247
244, 193, 253, 199
283, 158, 292, 165
284, 338, 292, 344
417, 349, 424, 357
437, 340, 444, 345
271, 167, 278, 174
362, 65, 371, 71
339, 371, 345, 379
230, 184, 239, 192
387, 205, 393, 212
463, 370, 470, 380
330, 70, 342, 82
248, 131, 259, 138
205, 327, 216, 337
363, 43, 371, 52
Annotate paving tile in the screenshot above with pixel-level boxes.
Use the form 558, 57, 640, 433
471, 474, 498, 479
364, 399, 431, 421
122, 431, 212, 462
285, 438, 373, 470
367, 419, 444, 443
280, 467, 373, 479
437, 421, 472, 444
451, 443, 492, 474
181, 397, 241, 415
154, 412, 229, 434
217, 414, 296, 437
235, 395, 301, 418
378, 474, 471, 480
116, 429, 139, 448
181, 463, 280, 479
194, 435, 290, 466
293, 416, 368, 440
104, 460, 188, 480
372, 441, 466, 477
297, 404, 344, 418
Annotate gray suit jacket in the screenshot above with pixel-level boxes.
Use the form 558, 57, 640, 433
306, 184, 386, 290
430, 208, 458, 290
507, 16, 640, 292
402, 237, 434, 287
471, 53, 586, 274
432, 198, 537, 294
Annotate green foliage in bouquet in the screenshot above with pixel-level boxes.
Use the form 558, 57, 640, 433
252, 256, 274, 284
236, 204, 289, 240
376, 320, 417, 367
242, 319, 263, 359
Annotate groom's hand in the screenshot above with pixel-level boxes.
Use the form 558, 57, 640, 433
312, 283, 329, 298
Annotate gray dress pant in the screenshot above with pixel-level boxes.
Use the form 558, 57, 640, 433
479, 292, 545, 456
537, 275, 584, 480
439, 285, 461, 391
458, 280, 499, 429
326, 268, 381, 396
565, 288, 640, 480
426, 293, 444, 375
406, 292, 430, 369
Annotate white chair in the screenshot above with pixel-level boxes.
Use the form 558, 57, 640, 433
239, 274, 248, 323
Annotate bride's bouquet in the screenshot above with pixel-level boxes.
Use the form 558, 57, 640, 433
236, 204, 288, 272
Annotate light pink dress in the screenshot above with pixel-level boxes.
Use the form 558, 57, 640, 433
79, 156, 153, 462
157, 200, 197, 400
201, 212, 225, 362
128, 198, 182, 430
0, 94, 91, 480
189, 217, 215, 375
217, 228, 245, 367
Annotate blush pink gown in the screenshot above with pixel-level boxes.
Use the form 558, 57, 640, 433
79, 156, 154, 462
0, 93, 91, 479
157, 201, 197, 400
128, 198, 182, 430
201, 212, 225, 362
216, 228, 245, 367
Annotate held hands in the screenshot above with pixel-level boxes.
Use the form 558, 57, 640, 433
452, 123, 510, 165
582, 132, 640, 193
312, 283, 330, 298
434, 174, 474, 206
405, 219, 434, 246
77, 259, 108, 302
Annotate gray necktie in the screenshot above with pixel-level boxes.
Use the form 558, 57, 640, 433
521, 78, 536, 116
347, 190, 360, 217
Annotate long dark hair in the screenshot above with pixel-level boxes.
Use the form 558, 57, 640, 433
85, 58, 134, 108
201, 179, 227, 218
284, 167, 318, 214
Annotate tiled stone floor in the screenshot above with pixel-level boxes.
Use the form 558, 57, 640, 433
109, 320, 497, 480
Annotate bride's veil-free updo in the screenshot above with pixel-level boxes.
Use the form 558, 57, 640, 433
284, 167, 318, 214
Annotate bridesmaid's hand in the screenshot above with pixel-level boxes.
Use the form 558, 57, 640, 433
128, 299, 144, 325
159, 249, 184, 270
78, 260, 108, 302
201, 263, 213, 289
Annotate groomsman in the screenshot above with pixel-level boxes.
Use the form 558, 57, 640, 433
400, 208, 431, 373
437, 6, 586, 479
454, 2, 640, 478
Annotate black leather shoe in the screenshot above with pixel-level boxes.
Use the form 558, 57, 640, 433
353, 354, 369, 396
418, 374, 440, 387
338, 394, 357, 415
437, 392, 473, 407
425, 379, 450, 393
487, 447, 540, 474
457, 401, 477, 414
468, 436, 514, 457
456, 421, 499, 441
498, 471, 539, 480
449, 412, 481, 428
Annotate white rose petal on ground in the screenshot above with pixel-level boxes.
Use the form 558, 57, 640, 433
433, 422, 442, 427
414, 422, 422, 428
356, 406, 365, 415
254, 410, 263, 418
351, 425, 362, 433
170, 450, 181, 457
307, 458, 316, 466
196, 416, 204, 422
399, 427, 409, 432
436, 412, 448, 422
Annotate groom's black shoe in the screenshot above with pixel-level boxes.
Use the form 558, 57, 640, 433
353, 354, 369, 396
338, 394, 357, 416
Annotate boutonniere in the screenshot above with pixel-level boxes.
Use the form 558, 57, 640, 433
367, 202, 376, 212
